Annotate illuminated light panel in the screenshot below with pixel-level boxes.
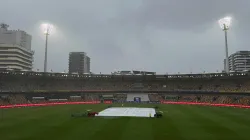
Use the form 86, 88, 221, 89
218, 16, 232, 30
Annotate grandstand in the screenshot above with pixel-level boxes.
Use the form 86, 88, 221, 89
1, 71, 250, 106
1, 71, 250, 92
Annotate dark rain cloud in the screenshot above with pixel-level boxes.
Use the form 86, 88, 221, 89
0, 0, 249, 74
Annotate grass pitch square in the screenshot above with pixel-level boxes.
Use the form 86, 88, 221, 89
1, 104, 250, 140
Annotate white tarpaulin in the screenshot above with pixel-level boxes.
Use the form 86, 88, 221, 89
96, 107, 156, 118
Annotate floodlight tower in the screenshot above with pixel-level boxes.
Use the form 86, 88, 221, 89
218, 16, 232, 73
41, 23, 53, 72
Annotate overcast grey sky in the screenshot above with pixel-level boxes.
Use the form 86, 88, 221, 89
1, 0, 249, 74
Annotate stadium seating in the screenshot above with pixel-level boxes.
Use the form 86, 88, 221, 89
1, 71, 250, 106
115, 93, 127, 103
0, 93, 250, 106
2, 72, 250, 92
0, 71, 246, 91
161, 94, 250, 105
148, 93, 163, 102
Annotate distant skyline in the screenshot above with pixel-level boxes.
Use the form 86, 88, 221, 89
1, 0, 250, 74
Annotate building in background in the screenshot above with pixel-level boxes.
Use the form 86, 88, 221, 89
0, 23, 34, 71
85, 56, 90, 73
68, 52, 90, 74
226, 51, 250, 72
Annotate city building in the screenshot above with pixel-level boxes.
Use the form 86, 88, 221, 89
0, 23, 34, 71
68, 52, 90, 74
225, 51, 250, 72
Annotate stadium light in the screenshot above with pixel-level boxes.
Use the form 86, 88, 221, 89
218, 16, 232, 73
218, 16, 231, 30
40, 23, 54, 72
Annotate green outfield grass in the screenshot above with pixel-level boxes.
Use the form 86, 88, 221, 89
1, 104, 250, 140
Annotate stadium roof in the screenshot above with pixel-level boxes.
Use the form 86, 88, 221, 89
0, 70, 249, 79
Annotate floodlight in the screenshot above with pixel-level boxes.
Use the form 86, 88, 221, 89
218, 16, 233, 73
218, 16, 232, 30
40, 23, 54, 72
41, 23, 54, 35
